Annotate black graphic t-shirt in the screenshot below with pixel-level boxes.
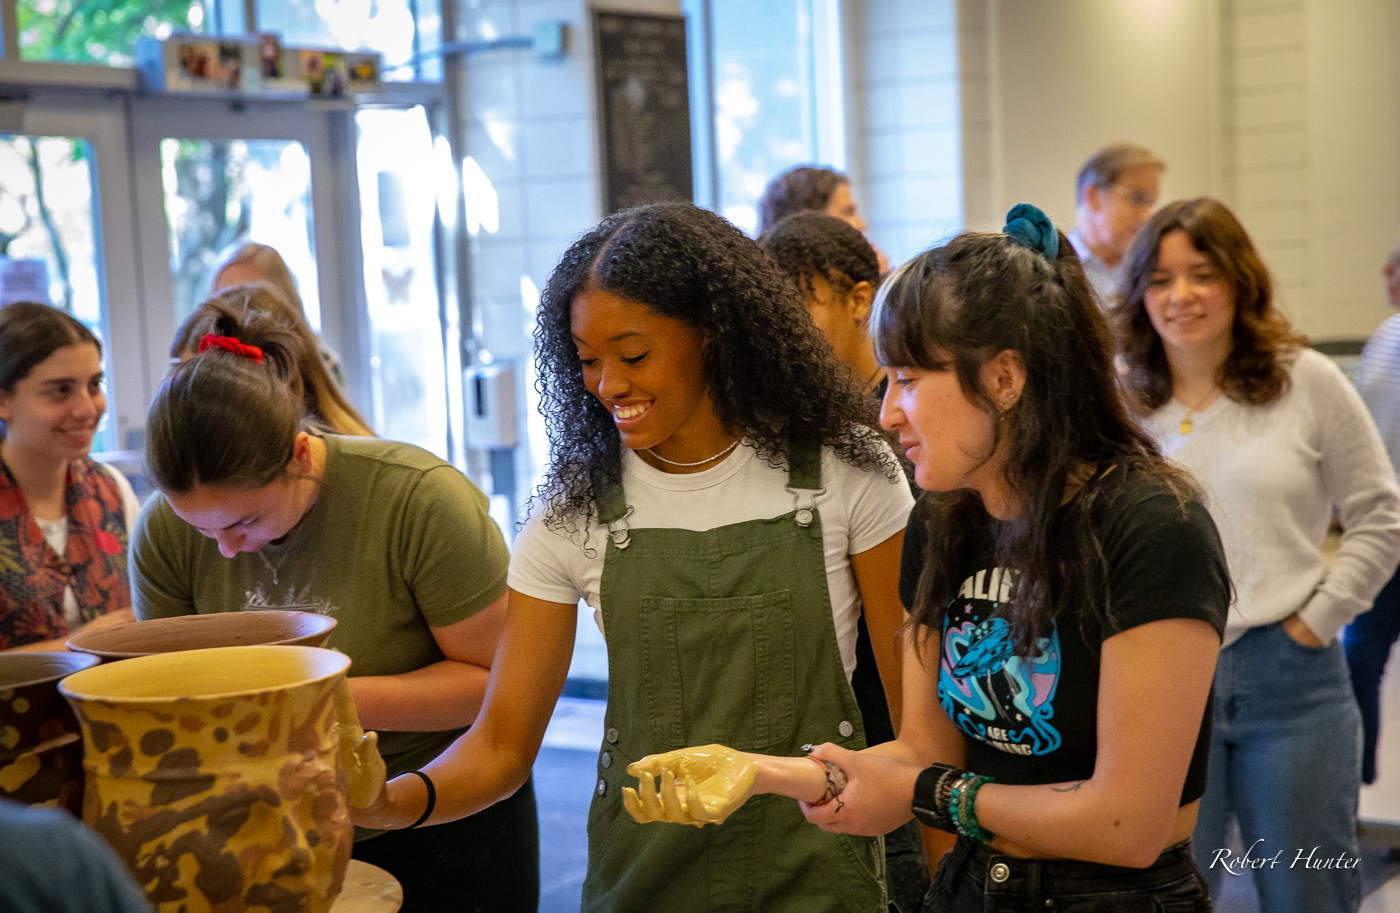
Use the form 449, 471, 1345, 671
899, 468, 1229, 805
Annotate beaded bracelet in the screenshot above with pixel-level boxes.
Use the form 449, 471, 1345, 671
912, 764, 994, 843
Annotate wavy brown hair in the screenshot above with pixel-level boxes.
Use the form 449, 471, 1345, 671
874, 229, 1193, 655
1115, 197, 1306, 410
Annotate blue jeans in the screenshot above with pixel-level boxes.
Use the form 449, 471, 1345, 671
1192, 623, 1362, 913
924, 835, 1210, 912
1344, 566, 1400, 785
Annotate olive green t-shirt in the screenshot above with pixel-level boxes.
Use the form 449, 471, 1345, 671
130, 435, 510, 788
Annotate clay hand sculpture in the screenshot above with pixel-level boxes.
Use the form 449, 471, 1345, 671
624, 743, 758, 827
333, 676, 385, 809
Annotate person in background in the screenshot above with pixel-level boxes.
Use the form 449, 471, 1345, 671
757, 165, 889, 274
757, 166, 867, 236
1343, 235, 1400, 787
1067, 143, 1164, 309
1116, 197, 1400, 913
130, 308, 536, 912
0, 302, 139, 651
0, 799, 153, 913
759, 211, 931, 912
211, 242, 351, 393
354, 201, 913, 913
172, 283, 375, 437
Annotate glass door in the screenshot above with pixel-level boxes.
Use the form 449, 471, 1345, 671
128, 95, 365, 430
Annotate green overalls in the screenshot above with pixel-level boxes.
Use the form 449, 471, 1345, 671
581, 443, 887, 913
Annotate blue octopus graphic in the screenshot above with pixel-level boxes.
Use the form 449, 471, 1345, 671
940, 612, 1063, 755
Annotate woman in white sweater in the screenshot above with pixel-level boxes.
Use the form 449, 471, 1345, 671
1114, 197, 1400, 913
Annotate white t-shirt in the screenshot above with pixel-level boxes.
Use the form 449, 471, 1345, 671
508, 442, 915, 678
1144, 348, 1400, 646
36, 462, 141, 629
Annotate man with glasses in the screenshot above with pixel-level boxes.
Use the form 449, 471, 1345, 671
1067, 143, 1164, 308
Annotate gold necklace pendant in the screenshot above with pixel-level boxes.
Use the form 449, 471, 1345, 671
1180, 412, 1193, 436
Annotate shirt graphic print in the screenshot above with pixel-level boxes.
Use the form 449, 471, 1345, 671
939, 566, 1062, 756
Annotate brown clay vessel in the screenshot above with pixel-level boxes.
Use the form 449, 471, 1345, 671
66, 609, 336, 660
60, 644, 384, 913
0, 650, 100, 812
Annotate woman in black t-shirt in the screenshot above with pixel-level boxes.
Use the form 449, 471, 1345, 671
621, 205, 1230, 912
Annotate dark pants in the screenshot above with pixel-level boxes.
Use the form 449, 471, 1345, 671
353, 775, 540, 913
1344, 566, 1400, 785
924, 835, 1211, 912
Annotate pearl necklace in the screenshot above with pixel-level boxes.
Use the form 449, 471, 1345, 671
644, 439, 740, 468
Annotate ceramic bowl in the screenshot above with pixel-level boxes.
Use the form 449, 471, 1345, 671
65, 610, 337, 660
0, 650, 101, 811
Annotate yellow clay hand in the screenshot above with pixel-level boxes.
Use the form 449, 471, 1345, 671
622, 744, 758, 827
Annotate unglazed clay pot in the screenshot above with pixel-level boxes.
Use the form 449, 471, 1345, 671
0, 651, 100, 812
60, 645, 385, 913
66, 610, 337, 661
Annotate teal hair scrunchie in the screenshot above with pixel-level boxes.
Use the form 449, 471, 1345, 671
1003, 203, 1059, 260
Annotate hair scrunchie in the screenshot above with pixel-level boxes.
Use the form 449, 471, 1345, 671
199, 333, 264, 364
1002, 203, 1059, 260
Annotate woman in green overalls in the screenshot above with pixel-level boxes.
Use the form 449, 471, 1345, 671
354, 202, 915, 912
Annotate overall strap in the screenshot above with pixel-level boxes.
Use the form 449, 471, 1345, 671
596, 479, 633, 549
787, 438, 823, 490
786, 439, 824, 528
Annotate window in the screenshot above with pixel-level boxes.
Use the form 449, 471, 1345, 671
255, 0, 443, 82
17, 0, 205, 66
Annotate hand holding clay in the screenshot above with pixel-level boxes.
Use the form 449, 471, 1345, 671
624, 744, 758, 827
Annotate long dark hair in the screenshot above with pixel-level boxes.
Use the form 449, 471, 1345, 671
147, 305, 307, 494
532, 202, 899, 530
874, 230, 1191, 654
1116, 197, 1306, 410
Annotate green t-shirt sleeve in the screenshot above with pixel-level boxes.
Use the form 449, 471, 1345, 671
129, 495, 196, 621
398, 465, 510, 628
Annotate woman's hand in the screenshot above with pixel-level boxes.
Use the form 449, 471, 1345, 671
350, 771, 430, 831
624, 744, 758, 827
800, 742, 921, 837
1282, 612, 1324, 647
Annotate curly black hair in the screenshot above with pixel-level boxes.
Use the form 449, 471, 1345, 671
531, 202, 900, 528
758, 212, 880, 303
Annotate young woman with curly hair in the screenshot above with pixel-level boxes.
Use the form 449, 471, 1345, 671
621, 206, 1231, 912
1115, 197, 1400, 913
355, 201, 914, 913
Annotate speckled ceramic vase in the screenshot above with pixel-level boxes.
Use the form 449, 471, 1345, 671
59, 645, 385, 913
0, 651, 101, 812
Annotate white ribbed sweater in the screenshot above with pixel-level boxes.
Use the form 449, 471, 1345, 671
1144, 348, 1400, 646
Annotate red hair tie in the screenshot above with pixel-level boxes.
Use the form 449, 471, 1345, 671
199, 334, 264, 364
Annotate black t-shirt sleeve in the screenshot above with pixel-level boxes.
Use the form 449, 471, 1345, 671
1098, 485, 1230, 640
898, 500, 928, 610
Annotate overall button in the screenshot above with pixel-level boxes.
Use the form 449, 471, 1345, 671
596, 779, 607, 796
838, 720, 854, 738
601, 752, 612, 769
989, 862, 1010, 883
606, 728, 619, 744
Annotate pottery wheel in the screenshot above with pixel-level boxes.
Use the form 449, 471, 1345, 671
330, 860, 403, 913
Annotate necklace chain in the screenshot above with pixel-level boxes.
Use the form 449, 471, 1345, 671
1178, 387, 1220, 436
645, 438, 740, 468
